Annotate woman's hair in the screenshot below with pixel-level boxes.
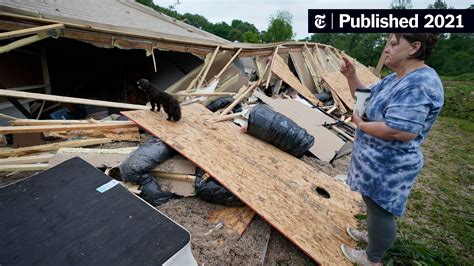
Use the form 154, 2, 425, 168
394, 33, 439, 60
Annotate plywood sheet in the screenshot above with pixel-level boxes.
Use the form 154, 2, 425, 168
254, 91, 345, 162
208, 207, 256, 237
289, 52, 316, 93
322, 71, 380, 110
271, 55, 321, 107
122, 104, 362, 265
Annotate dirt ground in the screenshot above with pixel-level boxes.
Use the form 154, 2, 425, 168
0, 141, 353, 265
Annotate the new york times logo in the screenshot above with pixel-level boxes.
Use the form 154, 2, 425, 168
308, 9, 473, 33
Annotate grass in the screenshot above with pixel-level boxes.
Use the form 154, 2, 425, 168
357, 76, 474, 265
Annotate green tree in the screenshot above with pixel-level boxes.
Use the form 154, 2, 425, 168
207, 22, 232, 39
243, 31, 261, 43
262, 11, 294, 43
427, 0, 448, 9
227, 28, 244, 42
181, 13, 211, 30
390, 0, 412, 9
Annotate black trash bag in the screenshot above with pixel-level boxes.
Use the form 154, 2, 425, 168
206, 96, 242, 113
324, 99, 335, 106
140, 178, 175, 205
247, 104, 315, 157
315, 91, 333, 102
194, 168, 244, 207
119, 137, 176, 205
119, 137, 175, 184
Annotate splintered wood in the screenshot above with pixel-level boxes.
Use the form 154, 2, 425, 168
208, 207, 256, 237
123, 104, 362, 265
322, 68, 380, 110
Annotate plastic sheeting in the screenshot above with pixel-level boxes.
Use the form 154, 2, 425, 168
247, 104, 315, 157
206, 96, 242, 113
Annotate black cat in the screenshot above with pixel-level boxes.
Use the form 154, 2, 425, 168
137, 79, 181, 121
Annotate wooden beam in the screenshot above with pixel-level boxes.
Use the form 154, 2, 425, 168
219, 82, 257, 116
0, 89, 149, 110
196, 46, 220, 89
0, 33, 51, 54
0, 138, 112, 158
0, 163, 49, 172
0, 154, 54, 165
152, 172, 196, 183
271, 54, 322, 107
0, 123, 136, 134
213, 48, 242, 81
265, 46, 279, 89
10, 119, 133, 126
0, 23, 64, 40
209, 112, 242, 123
172, 92, 236, 97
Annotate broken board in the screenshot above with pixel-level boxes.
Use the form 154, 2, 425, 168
271, 54, 322, 106
322, 71, 380, 110
122, 104, 361, 265
208, 207, 256, 237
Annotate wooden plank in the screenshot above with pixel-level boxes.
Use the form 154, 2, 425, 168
0, 113, 17, 120
0, 153, 53, 165
0, 138, 112, 158
173, 92, 236, 97
122, 105, 361, 265
0, 33, 50, 54
254, 91, 345, 162
289, 51, 316, 93
0, 123, 136, 134
208, 207, 256, 237
196, 46, 220, 89
45, 127, 140, 142
271, 55, 322, 107
265, 47, 280, 89
0, 89, 149, 110
0, 163, 48, 172
0, 23, 64, 40
214, 48, 242, 81
321, 70, 379, 111
10, 119, 133, 126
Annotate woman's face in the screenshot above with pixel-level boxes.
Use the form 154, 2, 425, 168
384, 35, 419, 70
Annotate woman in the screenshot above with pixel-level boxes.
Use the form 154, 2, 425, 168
339, 33, 444, 265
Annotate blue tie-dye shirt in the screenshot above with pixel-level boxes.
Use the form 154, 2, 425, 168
347, 66, 444, 217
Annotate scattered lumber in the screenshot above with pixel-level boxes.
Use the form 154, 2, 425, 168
0, 138, 112, 158
271, 54, 322, 107
0, 23, 64, 40
10, 119, 132, 126
0, 163, 48, 172
44, 127, 140, 142
0, 122, 136, 134
0, 89, 149, 110
208, 207, 256, 238
0, 153, 53, 165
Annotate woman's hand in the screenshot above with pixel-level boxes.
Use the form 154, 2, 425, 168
352, 110, 364, 128
340, 56, 356, 79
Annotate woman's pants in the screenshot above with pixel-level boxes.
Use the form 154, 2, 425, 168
363, 195, 397, 263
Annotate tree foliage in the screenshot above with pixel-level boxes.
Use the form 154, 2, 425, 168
390, 0, 413, 9
262, 11, 294, 42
